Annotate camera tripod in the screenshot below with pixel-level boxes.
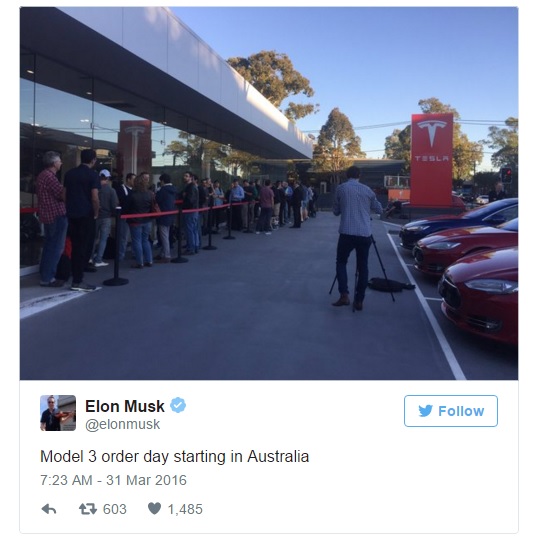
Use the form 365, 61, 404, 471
329, 235, 395, 310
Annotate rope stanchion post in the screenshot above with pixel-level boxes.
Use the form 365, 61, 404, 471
223, 194, 235, 240
171, 203, 189, 263
243, 199, 253, 233
202, 200, 217, 251
103, 207, 129, 286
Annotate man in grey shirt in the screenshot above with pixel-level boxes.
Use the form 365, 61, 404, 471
332, 165, 383, 311
92, 169, 119, 266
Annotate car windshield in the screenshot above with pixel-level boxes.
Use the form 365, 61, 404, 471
499, 218, 518, 232
461, 200, 514, 220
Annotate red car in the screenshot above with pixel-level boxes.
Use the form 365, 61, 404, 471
413, 218, 518, 277
438, 247, 518, 345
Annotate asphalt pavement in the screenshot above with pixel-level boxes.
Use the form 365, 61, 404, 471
20, 212, 517, 381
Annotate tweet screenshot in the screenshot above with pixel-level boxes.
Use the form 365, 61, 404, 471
17, 5, 539, 545
20, 376, 518, 536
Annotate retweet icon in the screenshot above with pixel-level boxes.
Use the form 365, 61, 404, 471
419, 404, 433, 417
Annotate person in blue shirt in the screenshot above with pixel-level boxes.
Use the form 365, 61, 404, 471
332, 165, 383, 311
228, 178, 245, 231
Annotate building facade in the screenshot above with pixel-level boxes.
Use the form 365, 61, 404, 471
20, 7, 312, 270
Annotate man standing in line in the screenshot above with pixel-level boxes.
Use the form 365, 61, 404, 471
255, 179, 275, 235
155, 172, 177, 262
283, 181, 293, 223
181, 171, 200, 255
36, 151, 67, 287
229, 178, 245, 231
92, 169, 119, 267
290, 181, 303, 228
140, 171, 153, 190
64, 148, 100, 292
331, 165, 383, 311
116, 172, 135, 261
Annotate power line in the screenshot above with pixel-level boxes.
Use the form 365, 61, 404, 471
300, 118, 512, 133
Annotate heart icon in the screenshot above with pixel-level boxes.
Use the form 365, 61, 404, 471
148, 502, 161, 515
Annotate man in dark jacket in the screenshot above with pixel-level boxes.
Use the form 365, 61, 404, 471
155, 173, 177, 262
290, 182, 303, 228
64, 148, 100, 292
488, 181, 507, 203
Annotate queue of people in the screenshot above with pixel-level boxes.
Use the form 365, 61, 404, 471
35, 149, 321, 291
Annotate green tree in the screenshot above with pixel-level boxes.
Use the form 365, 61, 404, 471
383, 97, 483, 180
418, 97, 459, 115
164, 132, 227, 176
485, 117, 518, 170
313, 108, 364, 184
220, 148, 261, 178
453, 136, 484, 183
384, 127, 411, 174
227, 50, 318, 121
164, 138, 187, 167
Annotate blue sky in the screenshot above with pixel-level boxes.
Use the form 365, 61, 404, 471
172, 6, 518, 170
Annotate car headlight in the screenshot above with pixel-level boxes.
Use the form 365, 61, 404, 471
464, 279, 518, 294
426, 241, 461, 250
405, 225, 430, 233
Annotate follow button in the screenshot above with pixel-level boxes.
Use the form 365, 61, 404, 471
404, 395, 498, 427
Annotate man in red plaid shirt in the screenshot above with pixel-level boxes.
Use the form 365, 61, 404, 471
36, 151, 67, 287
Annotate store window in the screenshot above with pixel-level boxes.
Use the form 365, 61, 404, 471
20, 49, 274, 270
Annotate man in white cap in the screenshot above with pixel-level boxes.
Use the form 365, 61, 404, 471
92, 169, 119, 267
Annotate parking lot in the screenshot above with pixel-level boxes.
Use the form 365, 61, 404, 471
20, 212, 517, 381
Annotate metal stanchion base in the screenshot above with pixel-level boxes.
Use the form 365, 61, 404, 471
171, 256, 189, 263
202, 245, 217, 250
223, 235, 235, 240
103, 277, 129, 286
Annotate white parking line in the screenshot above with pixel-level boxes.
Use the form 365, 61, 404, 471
386, 233, 467, 381
20, 291, 84, 320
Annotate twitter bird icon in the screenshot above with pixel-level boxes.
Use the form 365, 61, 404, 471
419, 404, 433, 417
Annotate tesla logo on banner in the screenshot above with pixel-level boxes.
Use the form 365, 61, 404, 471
411, 113, 454, 207
416, 119, 447, 147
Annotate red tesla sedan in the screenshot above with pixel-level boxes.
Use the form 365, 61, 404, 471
413, 218, 518, 277
438, 247, 518, 345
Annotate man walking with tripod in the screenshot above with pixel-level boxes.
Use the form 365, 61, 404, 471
332, 165, 383, 311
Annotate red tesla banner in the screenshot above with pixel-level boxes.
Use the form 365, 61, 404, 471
410, 113, 453, 207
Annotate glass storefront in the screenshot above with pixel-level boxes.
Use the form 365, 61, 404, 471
20, 49, 286, 270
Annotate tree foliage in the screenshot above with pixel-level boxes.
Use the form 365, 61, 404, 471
219, 148, 260, 178
313, 108, 364, 181
452, 134, 483, 182
384, 127, 411, 174
164, 139, 187, 167
383, 97, 484, 180
485, 117, 518, 170
227, 50, 318, 121
418, 97, 459, 117
164, 132, 227, 171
